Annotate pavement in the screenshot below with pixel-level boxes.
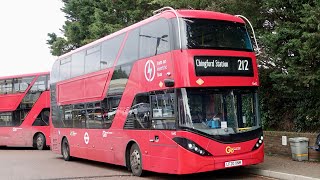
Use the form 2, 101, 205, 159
246, 154, 320, 180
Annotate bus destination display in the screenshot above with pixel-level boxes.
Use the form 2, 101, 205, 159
194, 56, 254, 77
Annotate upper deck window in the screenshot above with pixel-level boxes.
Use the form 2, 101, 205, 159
60, 57, 71, 81
0, 79, 13, 94
139, 18, 170, 58
101, 33, 125, 69
0, 76, 34, 94
71, 51, 85, 77
30, 75, 47, 92
117, 28, 139, 65
85, 45, 101, 74
182, 18, 253, 51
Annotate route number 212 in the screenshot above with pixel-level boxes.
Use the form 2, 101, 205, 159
238, 60, 249, 71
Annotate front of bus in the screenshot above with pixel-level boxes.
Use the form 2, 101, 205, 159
170, 10, 263, 174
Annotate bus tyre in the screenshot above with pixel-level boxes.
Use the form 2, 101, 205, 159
62, 138, 71, 161
35, 133, 46, 150
129, 144, 143, 176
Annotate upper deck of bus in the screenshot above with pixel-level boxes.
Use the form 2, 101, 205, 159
0, 72, 50, 111
0, 72, 49, 81
55, 9, 246, 61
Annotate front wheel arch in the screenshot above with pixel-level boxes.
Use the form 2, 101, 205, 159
127, 142, 144, 176
125, 141, 137, 170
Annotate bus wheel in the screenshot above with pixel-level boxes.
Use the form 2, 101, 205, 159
62, 138, 71, 161
35, 133, 46, 150
129, 144, 143, 176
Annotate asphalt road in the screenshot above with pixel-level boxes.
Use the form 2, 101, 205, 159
0, 147, 273, 180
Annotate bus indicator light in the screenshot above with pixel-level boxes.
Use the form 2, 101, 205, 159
159, 81, 163, 87
196, 78, 204, 85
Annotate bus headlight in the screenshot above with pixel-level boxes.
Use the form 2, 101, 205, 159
252, 135, 263, 151
173, 137, 212, 156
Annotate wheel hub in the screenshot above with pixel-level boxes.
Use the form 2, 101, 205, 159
130, 150, 141, 170
37, 137, 43, 148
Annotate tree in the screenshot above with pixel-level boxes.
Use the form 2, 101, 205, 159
259, 0, 320, 131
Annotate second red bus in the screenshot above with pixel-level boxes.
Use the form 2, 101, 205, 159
0, 72, 50, 150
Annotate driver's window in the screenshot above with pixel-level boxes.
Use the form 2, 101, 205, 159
150, 90, 176, 130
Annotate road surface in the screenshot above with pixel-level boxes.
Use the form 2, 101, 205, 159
0, 147, 273, 180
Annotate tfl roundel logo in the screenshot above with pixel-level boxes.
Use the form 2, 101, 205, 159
144, 60, 155, 82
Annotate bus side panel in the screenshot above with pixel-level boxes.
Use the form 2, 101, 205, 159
0, 93, 24, 111
58, 79, 85, 104
85, 129, 115, 165
147, 130, 179, 174
57, 71, 109, 105
50, 127, 60, 153
0, 127, 11, 146
84, 72, 109, 99
137, 52, 174, 92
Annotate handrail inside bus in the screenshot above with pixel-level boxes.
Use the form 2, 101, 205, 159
235, 15, 261, 56
153, 7, 182, 51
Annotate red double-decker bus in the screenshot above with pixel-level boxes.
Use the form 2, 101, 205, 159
0, 72, 50, 150
50, 8, 263, 176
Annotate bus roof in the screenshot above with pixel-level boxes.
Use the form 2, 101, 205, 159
0, 72, 49, 80
56, 9, 245, 60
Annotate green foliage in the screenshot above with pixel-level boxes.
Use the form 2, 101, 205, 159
259, 0, 320, 132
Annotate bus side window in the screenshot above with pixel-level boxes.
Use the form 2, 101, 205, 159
150, 90, 176, 130
116, 28, 139, 65
59, 57, 71, 81
32, 108, 50, 126
124, 93, 151, 129
102, 96, 121, 129
139, 18, 170, 59
0, 112, 13, 126
87, 102, 104, 129
101, 33, 125, 69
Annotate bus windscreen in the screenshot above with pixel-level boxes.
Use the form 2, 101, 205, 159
182, 18, 253, 51
178, 88, 260, 136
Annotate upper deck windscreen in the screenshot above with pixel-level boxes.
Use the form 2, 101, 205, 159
182, 18, 253, 51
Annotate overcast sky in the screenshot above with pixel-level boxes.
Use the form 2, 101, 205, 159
0, 0, 65, 77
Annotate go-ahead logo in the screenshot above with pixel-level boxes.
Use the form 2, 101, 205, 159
225, 146, 241, 154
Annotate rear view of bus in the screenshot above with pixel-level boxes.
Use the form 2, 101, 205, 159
50, 7, 262, 176
0, 72, 50, 150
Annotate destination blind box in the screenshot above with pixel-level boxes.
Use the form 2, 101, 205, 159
194, 56, 254, 77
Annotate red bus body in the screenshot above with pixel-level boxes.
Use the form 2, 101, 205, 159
50, 9, 263, 175
0, 72, 50, 150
